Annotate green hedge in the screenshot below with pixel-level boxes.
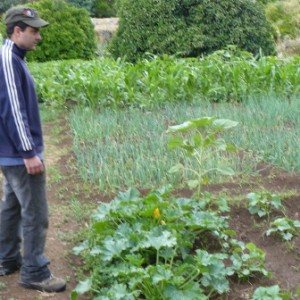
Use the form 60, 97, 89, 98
108, 0, 276, 62
0, 0, 97, 62
27, 0, 97, 62
265, 0, 300, 39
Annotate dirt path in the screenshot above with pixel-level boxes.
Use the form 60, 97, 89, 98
0, 120, 87, 300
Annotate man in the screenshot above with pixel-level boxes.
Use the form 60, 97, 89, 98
0, 6, 66, 293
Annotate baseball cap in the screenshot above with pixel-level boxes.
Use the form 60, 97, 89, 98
5, 6, 49, 28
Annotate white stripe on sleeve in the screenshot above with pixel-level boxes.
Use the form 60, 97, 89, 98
2, 40, 32, 151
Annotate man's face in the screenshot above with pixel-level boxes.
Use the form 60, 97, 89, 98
14, 26, 42, 51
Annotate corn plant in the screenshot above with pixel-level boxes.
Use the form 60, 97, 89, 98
166, 117, 238, 197
29, 54, 300, 109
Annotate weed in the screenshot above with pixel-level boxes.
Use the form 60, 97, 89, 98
70, 197, 94, 222
0, 281, 6, 289
47, 165, 65, 185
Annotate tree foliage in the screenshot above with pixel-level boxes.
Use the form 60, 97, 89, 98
265, 0, 300, 39
109, 0, 276, 62
0, 0, 23, 15
254, 0, 276, 4
22, 0, 97, 62
66, 0, 116, 17
66, 0, 94, 14
93, 0, 116, 17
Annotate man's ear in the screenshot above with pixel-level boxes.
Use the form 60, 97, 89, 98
13, 26, 22, 36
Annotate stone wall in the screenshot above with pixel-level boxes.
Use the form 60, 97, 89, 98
92, 18, 119, 52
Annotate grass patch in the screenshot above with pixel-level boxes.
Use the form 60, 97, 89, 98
40, 104, 64, 122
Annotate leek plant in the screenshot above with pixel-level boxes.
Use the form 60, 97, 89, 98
70, 95, 300, 192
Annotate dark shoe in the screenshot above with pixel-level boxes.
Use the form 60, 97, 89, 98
19, 274, 66, 293
0, 264, 20, 276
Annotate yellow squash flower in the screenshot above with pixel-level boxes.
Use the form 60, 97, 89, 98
153, 208, 161, 219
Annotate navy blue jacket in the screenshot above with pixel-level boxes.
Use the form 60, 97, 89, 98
0, 39, 44, 159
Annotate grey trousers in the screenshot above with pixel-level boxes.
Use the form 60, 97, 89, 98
0, 165, 51, 282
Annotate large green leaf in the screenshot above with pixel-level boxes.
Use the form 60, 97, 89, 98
163, 283, 208, 300
73, 279, 92, 295
166, 121, 197, 133
167, 135, 184, 150
114, 187, 141, 202
147, 265, 173, 284
139, 228, 177, 250
212, 119, 239, 130
252, 285, 282, 300
107, 283, 136, 300
100, 236, 130, 261
190, 117, 215, 128
167, 117, 216, 133
216, 167, 235, 176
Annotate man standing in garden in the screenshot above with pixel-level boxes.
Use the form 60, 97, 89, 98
0, 6, 66, 293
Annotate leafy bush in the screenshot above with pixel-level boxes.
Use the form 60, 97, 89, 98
108, 0, 275, 62
265, 0, 300, 40
0, 0, 21, 14
66, 0, 94, 14
254, 0, 276, 5
7, 0, 97, 62
93, 0, 116, 17
66, 0, 116, 17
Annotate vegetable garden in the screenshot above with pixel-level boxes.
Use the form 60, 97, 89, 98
27, 51, 300, 299
0, 0, 300, 299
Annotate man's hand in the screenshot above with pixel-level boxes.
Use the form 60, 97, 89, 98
24, 156, 44, 175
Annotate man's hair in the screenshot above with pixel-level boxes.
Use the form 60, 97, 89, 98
6, 21, 28, 38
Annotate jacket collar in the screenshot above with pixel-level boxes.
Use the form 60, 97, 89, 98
3, 39, 27, 60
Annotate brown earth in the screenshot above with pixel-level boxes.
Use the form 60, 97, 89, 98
0, 118, 300, 300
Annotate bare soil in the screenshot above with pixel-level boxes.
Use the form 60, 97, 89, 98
0, 119, 300, 300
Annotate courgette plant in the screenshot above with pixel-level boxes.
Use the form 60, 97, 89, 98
266, 217, 300, 241
72, 186, 271, 299
247, 191, 283, 222
253, 284, 300, 300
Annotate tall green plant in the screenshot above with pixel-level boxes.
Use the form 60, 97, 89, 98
29, 52, 300, 108
166, 117, 238, 197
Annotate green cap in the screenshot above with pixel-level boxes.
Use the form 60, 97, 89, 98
5, 6, 49, 28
